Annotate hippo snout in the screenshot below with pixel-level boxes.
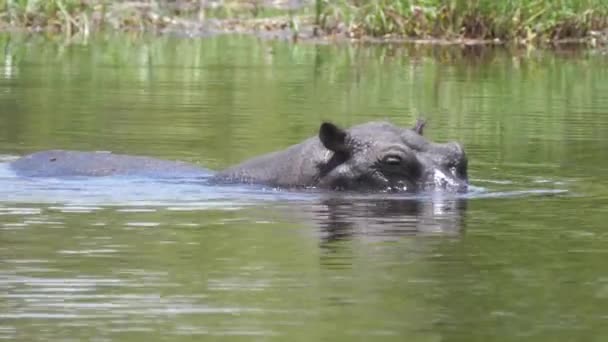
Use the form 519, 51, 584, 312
432, 168, 468, 192
419, 141, 468, 192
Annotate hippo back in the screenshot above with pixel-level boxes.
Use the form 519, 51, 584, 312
10, 150, 208, 178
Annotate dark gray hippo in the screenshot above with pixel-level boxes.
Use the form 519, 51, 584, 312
10, 120, 468, 192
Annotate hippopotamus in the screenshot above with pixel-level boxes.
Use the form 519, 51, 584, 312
9, 120, 468, 192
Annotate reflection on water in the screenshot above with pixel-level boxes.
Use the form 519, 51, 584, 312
0, 188, 472, 339
1, 33, 608, 340
309, 195, 467, 239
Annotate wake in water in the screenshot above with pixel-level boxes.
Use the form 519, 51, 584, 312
0, 160, 569, 207
0, 158, 573, 239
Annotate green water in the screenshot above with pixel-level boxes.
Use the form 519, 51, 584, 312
1, 34, 608, 341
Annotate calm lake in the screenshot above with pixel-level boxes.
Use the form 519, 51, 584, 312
0, 33, 607, 341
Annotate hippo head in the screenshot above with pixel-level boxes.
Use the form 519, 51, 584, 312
316, 120, 468, 192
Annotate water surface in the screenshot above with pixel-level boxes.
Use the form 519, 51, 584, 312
1, 34, 607, 341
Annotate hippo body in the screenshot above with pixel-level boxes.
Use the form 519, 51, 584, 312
9, 121, 469, 192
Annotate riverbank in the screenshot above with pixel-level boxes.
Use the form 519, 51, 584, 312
0, 0, 607, 47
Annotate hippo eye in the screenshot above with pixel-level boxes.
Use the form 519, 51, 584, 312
382, 155, 403, 166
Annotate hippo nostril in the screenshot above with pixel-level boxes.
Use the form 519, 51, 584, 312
449, 166, 457, 177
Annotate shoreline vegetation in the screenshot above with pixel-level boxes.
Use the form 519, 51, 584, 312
0, 0, 607, 47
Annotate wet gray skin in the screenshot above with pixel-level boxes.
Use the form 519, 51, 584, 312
9, 120, 468, 192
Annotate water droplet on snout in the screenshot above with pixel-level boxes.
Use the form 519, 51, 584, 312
433, 169, 459, 189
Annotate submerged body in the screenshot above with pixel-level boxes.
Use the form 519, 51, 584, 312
10, 121, 468, 192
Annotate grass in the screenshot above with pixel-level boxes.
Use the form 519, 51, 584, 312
0, 0, 290, 35
318, 0, 608, 43
2, 0, 91, 34
0, 0, 606, 44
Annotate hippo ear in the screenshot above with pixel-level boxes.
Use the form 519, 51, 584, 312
319, 122, 348, 153
413, 118, 426, 135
